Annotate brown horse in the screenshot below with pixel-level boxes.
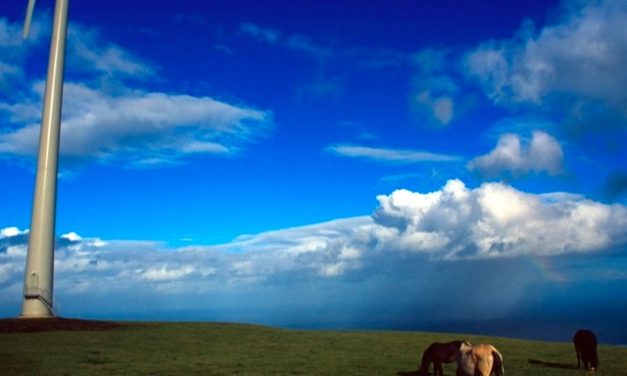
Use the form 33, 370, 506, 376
456, 342, 504, 376
418, 340, 471, 376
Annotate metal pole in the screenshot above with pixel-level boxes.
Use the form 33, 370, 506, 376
21, 0, 69, 318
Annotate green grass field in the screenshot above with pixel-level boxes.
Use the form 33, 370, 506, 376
1, 322, 626, 375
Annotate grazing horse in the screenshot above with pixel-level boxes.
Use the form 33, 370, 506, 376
418, 340, 471, 376
456, 342, 504, 376
573, 329, 598, 372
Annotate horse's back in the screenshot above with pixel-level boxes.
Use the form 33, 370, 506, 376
427, 341, 464, 362
574, 329, 597, 348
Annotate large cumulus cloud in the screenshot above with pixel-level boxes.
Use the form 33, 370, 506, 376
373, 179, 626, 258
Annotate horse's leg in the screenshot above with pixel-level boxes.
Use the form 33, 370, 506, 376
418, 352, 431, 376
417, 363, 431, 376
457, 360, 472, 376
582, 353, 589, 370
434, 361, 443, 376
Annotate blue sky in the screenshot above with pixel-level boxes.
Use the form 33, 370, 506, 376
1, 0, 627, 341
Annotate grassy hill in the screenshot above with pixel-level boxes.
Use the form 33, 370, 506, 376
1, 320, 626, 375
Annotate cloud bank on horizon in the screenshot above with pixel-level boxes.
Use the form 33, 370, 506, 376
1, 180, 626, 320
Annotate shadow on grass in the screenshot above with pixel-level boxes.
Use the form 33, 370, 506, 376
397, 371, 420, 376
528, 359, 577, 369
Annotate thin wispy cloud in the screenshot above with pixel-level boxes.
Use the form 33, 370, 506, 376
68, 24, 155, 80
238, 22, 412, 69
0, 16, 48, 91
284, 34, 329, 58
327, 144, 460, 163
239, 22, 330, 59
379, 172, 420, 183
352, 47, 411, 70
239, 22, 282, 45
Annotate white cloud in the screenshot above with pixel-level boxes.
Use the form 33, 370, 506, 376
61, 232, 82, 242
327, 144, 460, 163
0, 227, 27, 238
464, 0, 627, 114
0, 82, 273, 165
468, 131, 564, 178
374, 179, 627, 258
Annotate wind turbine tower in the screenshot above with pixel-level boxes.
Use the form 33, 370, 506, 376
21, 0, 70, 318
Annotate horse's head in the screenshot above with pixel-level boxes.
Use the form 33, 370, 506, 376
593, 356, 599, 369
590, 346, 599, 371
451, 340, 472, 352
459, 340, 472, 351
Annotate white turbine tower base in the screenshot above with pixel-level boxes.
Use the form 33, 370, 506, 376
21, 0, 69, 318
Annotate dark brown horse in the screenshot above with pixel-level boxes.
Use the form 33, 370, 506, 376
574, 329, 598, 372
418, 340, 471, 376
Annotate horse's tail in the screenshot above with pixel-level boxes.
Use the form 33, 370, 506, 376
490, 346, 504, 376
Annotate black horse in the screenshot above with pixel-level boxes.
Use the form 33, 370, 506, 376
418, 340, 470, 376
573, 329, 598, 372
